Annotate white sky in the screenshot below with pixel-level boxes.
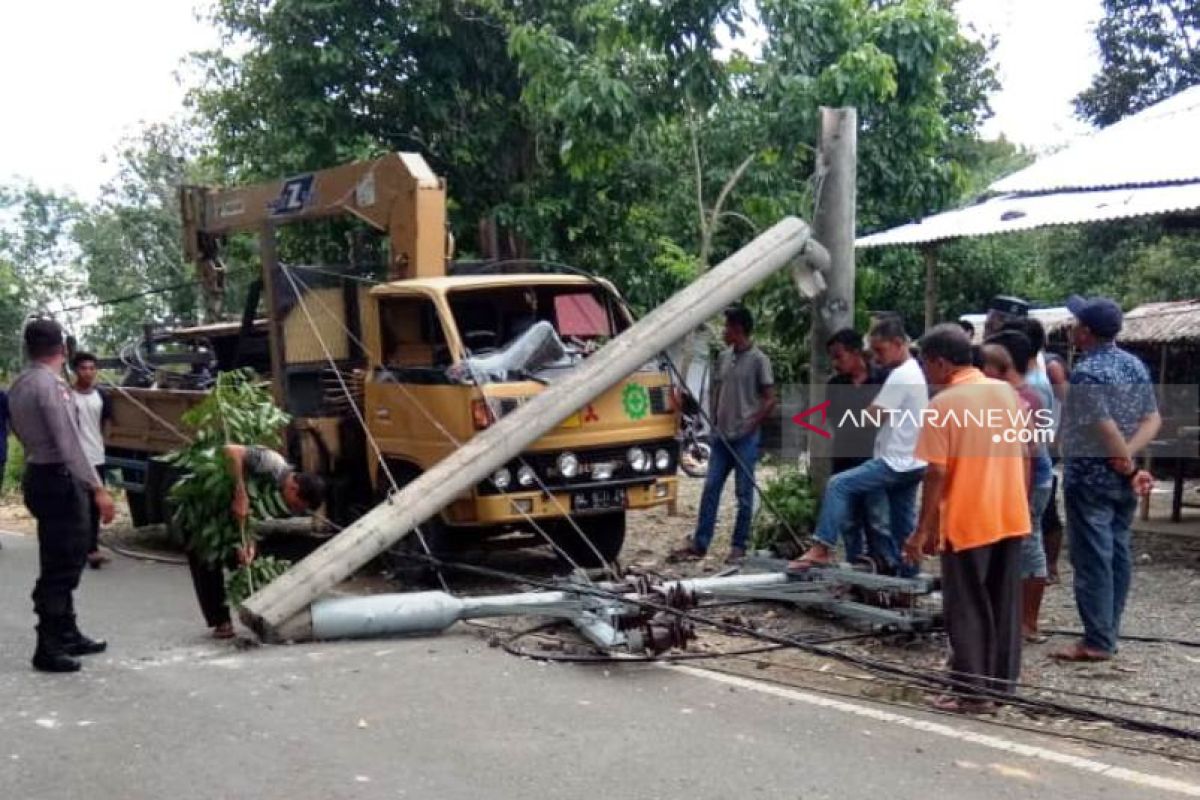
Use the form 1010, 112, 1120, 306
0, 0, 1104, 201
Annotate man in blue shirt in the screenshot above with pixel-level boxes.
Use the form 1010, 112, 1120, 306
1055, 296, 1159, 662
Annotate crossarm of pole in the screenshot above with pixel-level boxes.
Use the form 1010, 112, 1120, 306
282, 264, 617, 581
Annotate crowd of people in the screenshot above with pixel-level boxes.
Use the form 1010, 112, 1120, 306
675, 294, 1161, 713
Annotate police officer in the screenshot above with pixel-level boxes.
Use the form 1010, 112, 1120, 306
9, 319, 115, 672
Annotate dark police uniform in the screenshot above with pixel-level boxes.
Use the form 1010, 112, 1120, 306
8, 362, 105, 670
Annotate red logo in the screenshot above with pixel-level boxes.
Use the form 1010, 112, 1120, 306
791, 399, 831, 439
582, 403, 599, 423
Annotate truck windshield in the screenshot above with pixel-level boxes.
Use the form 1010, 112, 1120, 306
448, 285, 624, 354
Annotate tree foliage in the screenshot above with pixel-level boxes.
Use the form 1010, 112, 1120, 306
1076, 0, 1200, 125
73, 124, 208, 350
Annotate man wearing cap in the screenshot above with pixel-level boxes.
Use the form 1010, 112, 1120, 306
1055, 296, 1159, 662
984, 295, 1030, 337
8, 319, 116, 672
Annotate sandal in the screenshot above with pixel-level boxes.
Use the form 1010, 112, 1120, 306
930, 695, 997, 714
667, 537, 706, 562
1050, 641, 1111, 662
212, 622, 236, 640
786, 545, 834, 573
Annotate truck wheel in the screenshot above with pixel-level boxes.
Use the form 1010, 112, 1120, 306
552, 511, 626, 568
126, 491, 150, 529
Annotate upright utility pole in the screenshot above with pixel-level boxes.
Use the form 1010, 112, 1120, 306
807, 107, 857, 493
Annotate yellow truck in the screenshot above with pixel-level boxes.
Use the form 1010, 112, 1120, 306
103, 153, 678, 564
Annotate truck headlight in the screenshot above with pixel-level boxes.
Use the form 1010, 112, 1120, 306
627, 447, 650, 472
654, 448, 671, 471
557, 452, 580, 479
517, 465, 537, 487
491, 468, 512, 491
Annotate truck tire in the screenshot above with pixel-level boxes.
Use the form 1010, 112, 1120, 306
552, 511, 626, 568
126, 490, 150, 529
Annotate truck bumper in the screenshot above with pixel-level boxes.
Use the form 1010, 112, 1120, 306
444, 477, 677, 525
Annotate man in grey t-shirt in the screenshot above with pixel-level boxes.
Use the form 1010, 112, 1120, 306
673, 306, 776, 563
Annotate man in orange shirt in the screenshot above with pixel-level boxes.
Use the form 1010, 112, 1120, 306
904, 324, 1031, 712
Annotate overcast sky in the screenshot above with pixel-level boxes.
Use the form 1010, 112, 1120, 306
0, 0, 1104, 202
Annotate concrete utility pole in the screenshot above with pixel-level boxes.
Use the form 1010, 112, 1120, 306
241, 218, 830, 641
807, 107, 857, 494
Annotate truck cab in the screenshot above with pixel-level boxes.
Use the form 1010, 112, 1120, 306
365, 274, 678, 563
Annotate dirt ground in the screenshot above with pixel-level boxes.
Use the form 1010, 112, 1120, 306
4, 473, 1199, 763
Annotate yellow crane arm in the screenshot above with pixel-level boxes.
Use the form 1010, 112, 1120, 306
180, 152, 448, 282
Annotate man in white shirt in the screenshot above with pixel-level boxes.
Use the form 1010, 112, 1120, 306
71, 352, 112, 569
791, 316, 929, 575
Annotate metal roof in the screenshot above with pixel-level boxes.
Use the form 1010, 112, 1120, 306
857, 182, 1200, 248
992, 85, 1200, 194
1119, 300, 1200, 344
856, 85, 1200, 249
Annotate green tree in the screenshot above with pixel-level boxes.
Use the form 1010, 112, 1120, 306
1076, 0, 1200, 125
72, 123, 208, 351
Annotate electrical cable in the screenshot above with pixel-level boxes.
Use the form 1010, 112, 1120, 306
408, 553, 1200, 742
1042, 628, 1200, 649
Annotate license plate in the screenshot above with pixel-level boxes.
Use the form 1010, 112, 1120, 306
571, 487, 627, 512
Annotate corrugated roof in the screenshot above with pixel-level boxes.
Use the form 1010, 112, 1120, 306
857, 182, 1200, 248
1119, 300, 1200, 344
992, 86, 1200, 194
856, 85, 1200, 249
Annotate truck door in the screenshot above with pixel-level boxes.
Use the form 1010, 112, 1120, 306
366, 295, 467, 481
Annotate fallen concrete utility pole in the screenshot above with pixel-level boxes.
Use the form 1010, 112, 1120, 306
242, 217, 829, 641
297, 567, 937, 650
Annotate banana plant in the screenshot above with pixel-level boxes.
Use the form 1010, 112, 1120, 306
165, 369, 294, 605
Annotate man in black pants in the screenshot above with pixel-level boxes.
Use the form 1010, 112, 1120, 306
186, 443, 325, 638
8, 319, 116, 672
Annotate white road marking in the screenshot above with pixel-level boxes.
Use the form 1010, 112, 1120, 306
668, 664, 1200, 798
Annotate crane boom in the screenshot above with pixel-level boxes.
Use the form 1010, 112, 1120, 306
180, 152, 449, 315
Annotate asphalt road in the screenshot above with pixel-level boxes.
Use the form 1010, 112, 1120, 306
1, 530, 1197, 800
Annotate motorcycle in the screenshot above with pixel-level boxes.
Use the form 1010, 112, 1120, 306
677, 391, 711, 478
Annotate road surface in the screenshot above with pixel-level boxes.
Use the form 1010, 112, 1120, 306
1, 531, 1196, 799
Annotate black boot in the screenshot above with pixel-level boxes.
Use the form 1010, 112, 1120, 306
32, 621, 82, 673
61, 614, 107, 656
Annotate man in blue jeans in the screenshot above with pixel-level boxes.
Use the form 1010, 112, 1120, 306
672, 306, 776, 563
792, 315, 928, 574
1055, 296, 1159, 662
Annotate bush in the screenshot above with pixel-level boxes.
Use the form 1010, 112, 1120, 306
750, 466, 817, 555
3, 436, 23, 494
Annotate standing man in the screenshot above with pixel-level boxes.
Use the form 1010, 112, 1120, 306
1055, 296, 1159, 662
70, 351, 113, 569
672, 306, 775, 563
8, 319, 115, 673
792, 316, 927, 574
983, 295, 1030, 337
981, 332, 1054, 641
824, 328, 887, 566
0, 385, 8, 551
905, 324, 1031, 711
